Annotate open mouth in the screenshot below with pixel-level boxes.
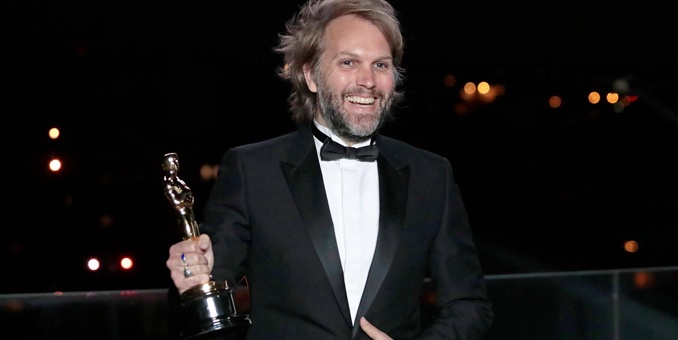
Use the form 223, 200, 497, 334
346, 95, 376, 106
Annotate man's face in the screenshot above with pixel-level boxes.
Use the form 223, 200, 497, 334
304, 15, 396, 144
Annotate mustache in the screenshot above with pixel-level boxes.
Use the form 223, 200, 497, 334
342, 87, 386, 99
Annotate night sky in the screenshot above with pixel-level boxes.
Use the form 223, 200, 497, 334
3, 1, 677, 293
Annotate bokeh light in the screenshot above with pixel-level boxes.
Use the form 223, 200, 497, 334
443, 75, 456, 87
549, 95, 562, 109
588, 91, 601, 104
624, 240, 639, 253
48, 128, 60, 139
120, 257, 134, 270
87, 258, 100, 271
463, 82, 476, 94
477, 81, 490, 94
49, 159, 62, 172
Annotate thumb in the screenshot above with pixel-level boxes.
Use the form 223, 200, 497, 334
198, 234, 211, 251
360, 317, 391, 340
199, 234, 214, 273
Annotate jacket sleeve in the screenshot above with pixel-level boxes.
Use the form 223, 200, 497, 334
417, 159, 493, 339
201, 148, 252, 286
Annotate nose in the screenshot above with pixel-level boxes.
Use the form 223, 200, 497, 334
356, 65, 376, 89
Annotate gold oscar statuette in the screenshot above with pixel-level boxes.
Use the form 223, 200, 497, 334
162, 152, 251, 339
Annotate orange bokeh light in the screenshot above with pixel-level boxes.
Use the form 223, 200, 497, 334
549, 96, 562, 108
624, 240, 639, 253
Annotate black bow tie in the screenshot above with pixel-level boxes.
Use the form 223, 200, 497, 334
312, 124, 379, 162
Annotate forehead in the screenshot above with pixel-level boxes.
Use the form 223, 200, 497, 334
322, 14, 391, 58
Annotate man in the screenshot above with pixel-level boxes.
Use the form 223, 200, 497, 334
167, 0, 493, 338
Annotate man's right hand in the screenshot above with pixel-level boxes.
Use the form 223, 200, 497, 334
167, 234, 214, 294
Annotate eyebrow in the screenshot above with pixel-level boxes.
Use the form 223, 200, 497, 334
333, 51, 393, 63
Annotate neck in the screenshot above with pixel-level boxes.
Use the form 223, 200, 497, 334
313, 118, 370, 147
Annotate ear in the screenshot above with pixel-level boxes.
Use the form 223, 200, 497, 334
303, 64, 318, 93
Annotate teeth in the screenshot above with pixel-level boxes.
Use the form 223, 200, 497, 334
346, 96, 375, 105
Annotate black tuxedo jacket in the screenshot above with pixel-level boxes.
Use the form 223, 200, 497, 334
201, 125, 492, 339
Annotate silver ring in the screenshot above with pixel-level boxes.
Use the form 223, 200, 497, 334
181, 253, 192, 278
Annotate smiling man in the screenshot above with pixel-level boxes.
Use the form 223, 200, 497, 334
167, 0, 493, 339
304, 14, 396, 144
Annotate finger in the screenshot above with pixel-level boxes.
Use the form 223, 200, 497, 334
169, 261, 210, 283
166, 251, 184, 271
360, 317, 391, 340
172, 273, 212, 294
169, 239, 198, 257
180, 253, 209, 266
198, 234, 211, 251
360, 317, 377, 335
165, 253, 191, 271
182, 263, 211, 277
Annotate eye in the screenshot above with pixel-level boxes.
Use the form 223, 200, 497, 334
374, 62, 390, 70
341, 60, 354, 67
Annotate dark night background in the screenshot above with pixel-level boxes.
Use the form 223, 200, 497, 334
2, 1, 677, 294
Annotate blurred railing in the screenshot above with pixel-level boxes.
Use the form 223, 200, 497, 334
1, 266, 677, 339
477, 266, 678, 339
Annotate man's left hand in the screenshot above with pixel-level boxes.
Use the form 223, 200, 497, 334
360, 317, 393, 340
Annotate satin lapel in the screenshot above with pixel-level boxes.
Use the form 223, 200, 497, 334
280, 128, 353, 328
352, 149, 409, 337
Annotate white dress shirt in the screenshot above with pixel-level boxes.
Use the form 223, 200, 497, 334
312, 121, 380, 325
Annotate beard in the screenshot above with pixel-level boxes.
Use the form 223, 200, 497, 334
315, 75, 395, 144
